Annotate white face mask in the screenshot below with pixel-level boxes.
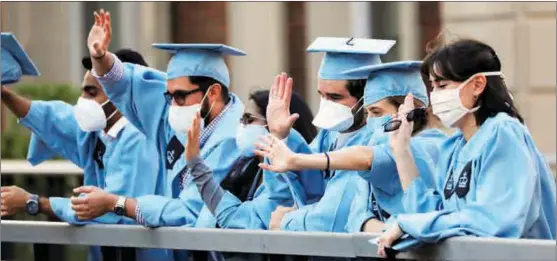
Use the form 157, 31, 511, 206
430, 71, 502, 127
74, 97, 117, 132
312, 97, 364, 132
168, 88, 215, 133
236, 124, 269, 157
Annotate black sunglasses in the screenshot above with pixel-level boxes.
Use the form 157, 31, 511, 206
163, 88, 203, 106
383, 108, 427, 132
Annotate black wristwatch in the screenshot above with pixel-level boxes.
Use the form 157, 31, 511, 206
26, 194, 40, 216
113, 196, 126, 216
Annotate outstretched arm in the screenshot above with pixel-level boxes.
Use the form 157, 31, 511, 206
1, 87, 31, 119
255, 134, 374, 172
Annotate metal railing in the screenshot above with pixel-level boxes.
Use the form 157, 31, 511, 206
1, 159, 556, 261
1, 160, 82, 175
2, 220, 556, 261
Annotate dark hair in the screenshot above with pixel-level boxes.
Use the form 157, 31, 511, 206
189, 76, 230, 103
387, 96, 429, 135
249, 90, 317, 144
220, 90, 317, 202
81, 48, 149, 70
346, 79, 366, 100
421, 38, 523, 125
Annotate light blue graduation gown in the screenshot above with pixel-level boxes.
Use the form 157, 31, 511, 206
19, 100, 170, 261
200, 129, 321, 230
345, 128, 448, 233
393, 113, 557, 251
280, 128, 372, 232
97, 60, 244, 260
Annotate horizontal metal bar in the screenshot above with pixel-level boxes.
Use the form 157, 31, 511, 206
1, 221, 555, 261
0, 160, 82, 175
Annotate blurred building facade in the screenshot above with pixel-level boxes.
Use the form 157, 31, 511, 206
1, 2, 555, 158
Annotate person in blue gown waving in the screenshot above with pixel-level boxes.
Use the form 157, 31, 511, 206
375, 38, 556, 257
0, 31, 172, 261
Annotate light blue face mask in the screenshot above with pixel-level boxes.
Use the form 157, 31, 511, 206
366, 115, 392, 133
236, 124, 269, 157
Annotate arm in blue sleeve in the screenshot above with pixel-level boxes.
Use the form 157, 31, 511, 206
281, 173, 359, 232
395, 123, 538, 245
358, 143, 399, 196
284, 130, 325, 205
346, 179, 377, 233
401, 139, 444, 214
215, 171, 297, 230
188, 152, 297, 229
49, 197, 136, 225
19, 101, 94, 168
94, 54, 168, 138
26, 133, 60, 165
402, 176, 443, 214
279, 203, 313, 231
50, 132, 160, 225
135, 193, 199, 228
135, 139, 241, 227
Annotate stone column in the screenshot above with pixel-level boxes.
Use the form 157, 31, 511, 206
305, 2, 351, 112
227, 2, 286, 102
1, 2, 79, 86
117, 2, 171, 71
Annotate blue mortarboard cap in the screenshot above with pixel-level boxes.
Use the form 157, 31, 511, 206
1, 32, 40, 85
344, 61, 429, 106
152, 43, 246, 87
307, 37, 396, 80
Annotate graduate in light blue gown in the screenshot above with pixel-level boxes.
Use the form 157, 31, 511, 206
80, 10, 245, 261
256, 37, 397, 232
183, 90, 321, 261
188, 90, 321, 231
341, 61, 448, 233
0, 32, 171, 261
375, 39, 556, 257
257, 60, 448, 234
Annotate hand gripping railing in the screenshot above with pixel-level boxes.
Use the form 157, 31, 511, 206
1, 220, 555, 261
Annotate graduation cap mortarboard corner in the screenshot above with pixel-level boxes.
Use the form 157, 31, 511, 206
152, 43, 246, 87
1, 32, 40, 85
307, 37, 396, 80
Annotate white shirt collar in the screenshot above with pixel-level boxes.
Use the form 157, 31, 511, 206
103, 117, 129, 139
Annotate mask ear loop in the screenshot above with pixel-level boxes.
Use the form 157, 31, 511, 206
199, 85, 217, 120
467, 71, 503, 113
106, 110, 118, 121
351, 96, 366, 114
100, 99, 118, 121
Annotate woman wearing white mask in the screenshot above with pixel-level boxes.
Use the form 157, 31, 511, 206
1, 48, 173, 261
183, 90, 322, 260
374, 39, 556, 257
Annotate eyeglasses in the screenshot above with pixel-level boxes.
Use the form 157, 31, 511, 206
240, 113, 267, 125
383, 108, 427, 132
163, 88, 202, 106
82, 85, 99, 98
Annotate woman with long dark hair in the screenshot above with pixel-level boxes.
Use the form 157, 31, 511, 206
375, 39, 556, 256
